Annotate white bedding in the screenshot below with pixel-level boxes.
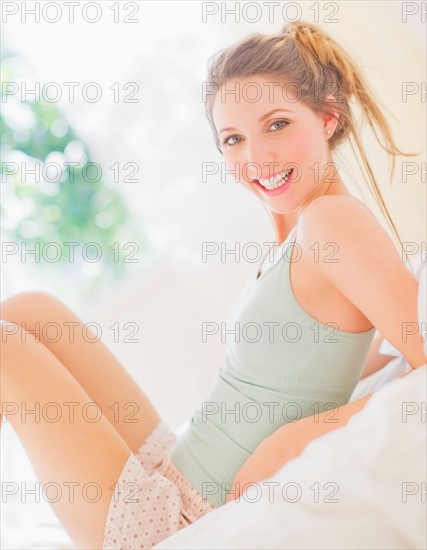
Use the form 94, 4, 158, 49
155, 364, 427, 549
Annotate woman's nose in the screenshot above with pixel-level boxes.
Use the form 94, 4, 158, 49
244, 140, 277, 180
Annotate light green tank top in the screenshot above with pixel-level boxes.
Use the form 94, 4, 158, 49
169, 227, 375, 507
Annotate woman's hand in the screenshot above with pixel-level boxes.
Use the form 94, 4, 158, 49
225, 423, 302, 504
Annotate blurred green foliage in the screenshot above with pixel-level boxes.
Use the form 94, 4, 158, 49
1, 39, 148, 303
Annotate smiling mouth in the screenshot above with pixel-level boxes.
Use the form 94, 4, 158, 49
253, 168, 294, 196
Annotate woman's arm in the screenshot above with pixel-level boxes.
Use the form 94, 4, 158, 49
226, 371, 414, 503
225, 391, 372, 502
361, 330, 398, 378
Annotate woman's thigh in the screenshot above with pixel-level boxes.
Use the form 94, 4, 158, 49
1, 321, 133, 549
0, 291, 161, 452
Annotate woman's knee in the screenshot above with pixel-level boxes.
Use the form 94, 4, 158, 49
0, 320, 40, 350
1, 291, 63, 332
2, 290, 57, 310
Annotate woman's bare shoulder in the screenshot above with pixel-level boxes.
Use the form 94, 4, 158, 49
297, 194, 381, 250
302, 194, 376, 222
295, 193, 425, 368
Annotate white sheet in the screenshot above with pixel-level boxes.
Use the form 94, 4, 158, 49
155, 364, 427, 549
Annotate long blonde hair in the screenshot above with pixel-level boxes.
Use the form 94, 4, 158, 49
204, 20, 421, 257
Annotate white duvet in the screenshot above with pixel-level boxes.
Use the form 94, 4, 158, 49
155, 263, 427, 550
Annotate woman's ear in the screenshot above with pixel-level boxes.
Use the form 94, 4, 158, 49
323, 95, 339, 136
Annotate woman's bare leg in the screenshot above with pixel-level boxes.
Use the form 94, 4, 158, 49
0, 291, 161, 451
1, 320, 134, 549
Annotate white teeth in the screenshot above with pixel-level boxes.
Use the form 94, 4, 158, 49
258, 168, 293, 189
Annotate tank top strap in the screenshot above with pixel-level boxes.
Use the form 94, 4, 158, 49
256, 226, 298, 281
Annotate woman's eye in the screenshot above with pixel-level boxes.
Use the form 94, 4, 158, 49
223, 135, 240, 146
222, 120, 288, 148
270, 119, 288, 131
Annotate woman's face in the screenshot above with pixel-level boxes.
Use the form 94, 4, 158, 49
211, 75, 338, 214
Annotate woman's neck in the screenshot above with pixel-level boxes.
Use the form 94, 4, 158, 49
270, 210, 299, 244
269, 174, 352, 244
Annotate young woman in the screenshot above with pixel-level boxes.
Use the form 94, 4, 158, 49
1, 20, 425, 550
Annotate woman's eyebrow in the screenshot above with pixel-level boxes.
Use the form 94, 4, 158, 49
219, 108, 294, 135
